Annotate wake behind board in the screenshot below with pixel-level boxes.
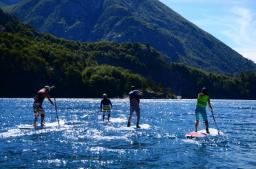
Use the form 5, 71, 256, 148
186, 128, 223, 139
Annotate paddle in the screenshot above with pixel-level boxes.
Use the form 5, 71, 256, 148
211, 109, 220, 135
54, 98, 60, 127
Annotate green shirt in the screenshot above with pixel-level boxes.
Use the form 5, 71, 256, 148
196, 95, 209, 108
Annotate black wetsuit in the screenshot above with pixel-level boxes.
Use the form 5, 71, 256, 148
129, 90, 140, 112
100, 98, 112, 111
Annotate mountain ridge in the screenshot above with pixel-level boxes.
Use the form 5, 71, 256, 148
7, 0, 256, 74
0, 0, 19, 7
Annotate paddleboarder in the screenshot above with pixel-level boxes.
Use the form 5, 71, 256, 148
127, 86, 143, 128
33, 85, 55, 128
195, 87, 212, 134
100, 93, 112, 122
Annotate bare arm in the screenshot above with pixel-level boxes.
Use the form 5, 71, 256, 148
46, 94, 54, 106
208, 98, 213, 110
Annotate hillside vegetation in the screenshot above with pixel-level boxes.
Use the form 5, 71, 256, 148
0, 9, 256, 99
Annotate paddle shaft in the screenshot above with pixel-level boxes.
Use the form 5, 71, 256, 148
54, 98, 60, 127
211, 109, 220, 134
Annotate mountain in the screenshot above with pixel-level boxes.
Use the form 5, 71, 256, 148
0, 2, 5, 7
1, 9, 256, 99
0, 9, 173, 98
7, 0, 256, 74
0, 0, 20, 4
0, 0, 19, 6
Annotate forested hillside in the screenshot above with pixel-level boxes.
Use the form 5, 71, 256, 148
8, 0, 256, 74
0, 9, 256, 99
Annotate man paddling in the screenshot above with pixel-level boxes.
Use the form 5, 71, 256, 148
33, 85, 55, 128
195, 87, 213, 134
127, 86, 143, 128
100, 93, 112, 122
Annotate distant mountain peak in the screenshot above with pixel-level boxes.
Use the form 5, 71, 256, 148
7, 0, 256, 73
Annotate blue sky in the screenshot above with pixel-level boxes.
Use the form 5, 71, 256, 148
159, 0, 256, 63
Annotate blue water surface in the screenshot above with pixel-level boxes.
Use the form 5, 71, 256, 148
0, 98, 255, 169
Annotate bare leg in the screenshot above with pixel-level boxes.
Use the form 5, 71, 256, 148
195, 120, 199, 132
127, 110, 133, 127
136, 109, 140, 128
108, 113, 110, 122
34, 117, 38, 128
41, 114, 45, 127
205, 120, 209, 133
34, 112, 39, 128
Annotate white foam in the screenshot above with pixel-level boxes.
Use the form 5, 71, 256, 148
182, 139, 200, 145
89, 146, 125, 154
37, 159, 67, 166
91, 135, 129, 141
97, 115, 102, 120
84, 128, 129, 141
81, 114, 93, 118
0, 128, 25, 138
86, 129, 102, 136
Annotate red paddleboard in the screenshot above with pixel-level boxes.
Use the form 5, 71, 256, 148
185, 128, 222, 138
185, 131, 208, 138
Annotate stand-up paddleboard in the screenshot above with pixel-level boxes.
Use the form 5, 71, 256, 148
18, 125, 49, 130
18, 121, 64, 130
129, 124, 151, 129
185, 128, 223, 139
0, 121, 65, 139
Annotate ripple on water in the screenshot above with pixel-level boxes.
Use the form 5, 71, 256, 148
0, 99, 255, 168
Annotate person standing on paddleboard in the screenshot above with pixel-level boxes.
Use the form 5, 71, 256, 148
195, 87, 213, 134
127, 86, 143, 128
33, 85, 55, 128
100, 93, 112, 122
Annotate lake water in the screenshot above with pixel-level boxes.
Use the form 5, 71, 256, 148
0, 98, 255, 169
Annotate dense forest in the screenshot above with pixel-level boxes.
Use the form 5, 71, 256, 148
0, 9, 256, 99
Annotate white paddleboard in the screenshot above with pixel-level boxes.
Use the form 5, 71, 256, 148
185, 128, 223, 138
0, 121, 65, 138
18, 121, 64, 130
18, 125, 36, 130
129, 124, 151, 129
18, 125, 49, 130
